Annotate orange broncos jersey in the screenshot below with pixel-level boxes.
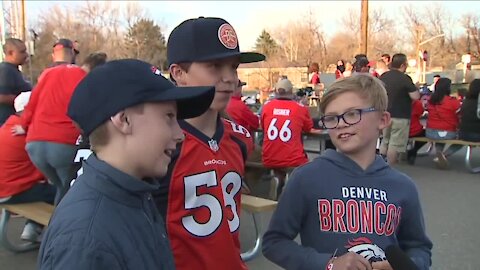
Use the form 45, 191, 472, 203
261, 98, 313, 168
154, 118, 252, 270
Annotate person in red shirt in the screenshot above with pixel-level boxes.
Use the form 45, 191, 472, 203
0, 92, 55, 242
20, 65, 85, 205
426, 77, 463, 169
309, 62, 321, 85
225, 80, 259, 134
406, 99, 427, 165
261, 78, 314, 199
153, 17, 265, 270
12, 53, 107, 205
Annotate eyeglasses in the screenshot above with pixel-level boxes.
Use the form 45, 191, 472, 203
320, 107, 377, 129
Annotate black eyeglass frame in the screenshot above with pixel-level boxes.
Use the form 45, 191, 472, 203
320, 107, 377, 129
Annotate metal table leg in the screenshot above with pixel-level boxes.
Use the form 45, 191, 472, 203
0, 208, 40, 253
465, 146, 480, 173
417, 142, 433, 157
241, 212, 262, 262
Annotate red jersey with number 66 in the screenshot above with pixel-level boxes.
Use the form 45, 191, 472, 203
154, 118, 252, 270
261, 98, 313, 168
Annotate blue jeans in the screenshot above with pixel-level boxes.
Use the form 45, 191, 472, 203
426, 128, 463, 156
26, 142, 77, 205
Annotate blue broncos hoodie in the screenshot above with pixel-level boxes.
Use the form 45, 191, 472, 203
262, 149, 432, 270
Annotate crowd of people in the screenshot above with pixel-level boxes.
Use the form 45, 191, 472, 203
1, 13, 479, 270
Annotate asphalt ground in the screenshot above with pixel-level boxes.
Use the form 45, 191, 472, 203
1, 140, 479, 270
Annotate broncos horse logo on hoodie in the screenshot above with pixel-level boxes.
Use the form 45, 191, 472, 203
346, 237, 386, 263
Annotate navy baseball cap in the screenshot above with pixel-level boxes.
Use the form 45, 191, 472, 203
167, 17, 265, 66
68, 59, 215, 136
53, 38, 79, 54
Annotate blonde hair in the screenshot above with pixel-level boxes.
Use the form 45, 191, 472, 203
89, 104, 145, 153
320, 74, 388, 114
89, 123, 110, 153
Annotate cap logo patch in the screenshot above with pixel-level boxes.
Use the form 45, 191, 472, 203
151, 66, 162, 75
218, 23, 238, 50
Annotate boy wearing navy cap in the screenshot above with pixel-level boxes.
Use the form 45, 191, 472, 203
153, 17, 265, 270
37, 59, 215, 270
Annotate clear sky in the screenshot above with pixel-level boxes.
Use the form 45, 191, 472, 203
25, 0, 480, 50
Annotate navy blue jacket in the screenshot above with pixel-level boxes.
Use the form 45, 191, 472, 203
38, 155, 175, 270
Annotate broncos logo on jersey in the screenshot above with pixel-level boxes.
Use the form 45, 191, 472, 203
345, 237, 386, 263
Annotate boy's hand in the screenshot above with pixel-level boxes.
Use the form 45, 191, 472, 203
371, 260, 393, 270
331, 252, 372, 270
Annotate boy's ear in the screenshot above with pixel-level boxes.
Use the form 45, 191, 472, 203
379, 111, 392, 130
169, 64, 187, 85
110, 110, 133, 135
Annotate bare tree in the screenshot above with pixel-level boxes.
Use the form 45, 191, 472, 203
403, 3, 460, 69
340, 7, 398, 59
26, 1, 153, 82
462, 13, 480, 58
325, 32, 357, 66
124, 1, 147, 29
272, 10, 327, 69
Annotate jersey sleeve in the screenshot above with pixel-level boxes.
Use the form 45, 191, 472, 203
224, 119, 254, 160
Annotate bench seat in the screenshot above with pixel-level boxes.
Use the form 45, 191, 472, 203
411, 137, 480, 173
0, 202, 54, 253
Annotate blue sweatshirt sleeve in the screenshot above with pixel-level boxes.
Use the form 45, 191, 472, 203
396, 180, 433, 270
38, 233, 124, 270
262, 169, 332, 270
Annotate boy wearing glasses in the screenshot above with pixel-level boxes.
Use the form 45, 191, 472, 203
262, 75, 432, 270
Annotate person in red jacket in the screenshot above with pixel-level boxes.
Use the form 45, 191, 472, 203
308, 62, 321, 85
225, 80, 259, 134
20, 65, 85, 205
426, 78, 463, 169
12, 53, 106, 204
0, 92, 55, 242
406, 99, 427, 165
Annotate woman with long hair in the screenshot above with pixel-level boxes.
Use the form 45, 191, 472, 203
308, 62, 321, 85
426, 77, 463, 169
458, 79, 480, 142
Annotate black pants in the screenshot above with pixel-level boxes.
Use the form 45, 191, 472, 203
407, 130, 427, 159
